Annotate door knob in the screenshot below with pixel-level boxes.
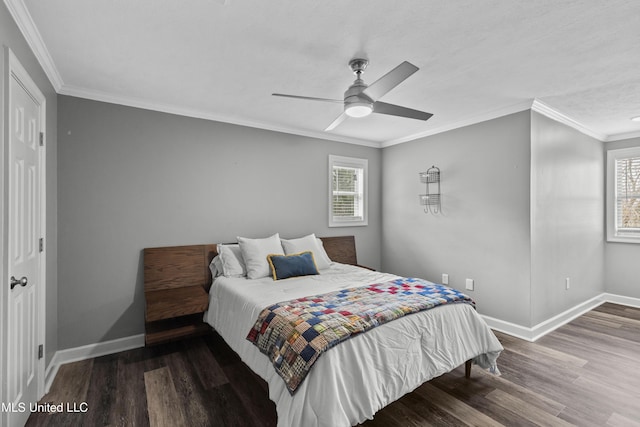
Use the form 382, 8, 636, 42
10, 276, 28, 290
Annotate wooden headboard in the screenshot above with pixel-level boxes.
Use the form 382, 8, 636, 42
143, 235, 358, 292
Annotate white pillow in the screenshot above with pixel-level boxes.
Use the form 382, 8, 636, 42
281, 233, 332, 270
237, 233, 284, 279
216, 244, 246, 277
209, 255, 223, 278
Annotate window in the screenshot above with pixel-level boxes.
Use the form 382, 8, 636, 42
607, 147, 640, 243
329, 155, 368, 227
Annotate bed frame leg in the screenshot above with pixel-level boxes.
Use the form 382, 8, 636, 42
465, 360, 472, 378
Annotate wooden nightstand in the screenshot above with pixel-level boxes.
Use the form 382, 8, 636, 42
144, 245, 213, 346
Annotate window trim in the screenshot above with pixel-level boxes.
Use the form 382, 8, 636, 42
606, 146, 640, 243
328, 155, 368, 227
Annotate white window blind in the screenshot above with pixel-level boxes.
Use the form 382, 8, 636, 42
333, 166, 363, 218
329, 155, 368, 227
607, 147, 640, 242
615, 156, 640, 233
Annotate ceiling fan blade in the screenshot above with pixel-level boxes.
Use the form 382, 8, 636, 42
325, 112, 348, 131
362, 61, 419, 101
373, 101, 433, 121
272, 93, 343, 103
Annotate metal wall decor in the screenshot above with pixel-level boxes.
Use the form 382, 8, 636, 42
419, 165, 441, 214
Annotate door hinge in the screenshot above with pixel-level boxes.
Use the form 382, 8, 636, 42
39, 238, 44, 252
38, 344, 43, 359
39, 132, 44, 146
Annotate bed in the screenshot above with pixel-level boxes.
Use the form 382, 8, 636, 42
147, 235, 502, 426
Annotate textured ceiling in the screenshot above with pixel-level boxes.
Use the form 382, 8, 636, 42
9, 0, 640, 146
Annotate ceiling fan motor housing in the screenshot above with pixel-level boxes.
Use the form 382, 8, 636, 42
344, 58, 373, 116
344, 82, 373, 116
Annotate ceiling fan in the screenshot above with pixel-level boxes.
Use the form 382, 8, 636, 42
273, 58, 433, 131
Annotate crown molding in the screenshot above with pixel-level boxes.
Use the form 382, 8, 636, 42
60, 84, 639, 148
59, 84, 381, 148
4, 0, 63, 91
531, 99, 608, 141
604, 129, 640, 142
532, 100, 640, 142
381, 100, 534, 148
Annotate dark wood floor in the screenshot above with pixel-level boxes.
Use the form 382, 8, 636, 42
27, 303, 640, 426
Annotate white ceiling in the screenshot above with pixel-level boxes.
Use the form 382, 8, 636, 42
8, 0, 640, 146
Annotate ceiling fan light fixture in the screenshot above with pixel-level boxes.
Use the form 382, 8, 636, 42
273, 58, 431, 130
345, 102, 373, 118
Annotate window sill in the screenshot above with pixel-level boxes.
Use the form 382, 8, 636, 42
329, 221, 368, 228
607, 235, 640, 244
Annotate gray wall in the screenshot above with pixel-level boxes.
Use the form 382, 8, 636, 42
51, 97, 640, 351
604, 136, 640, 299
381, 110, 609, 328
381, 111, 533, 326
530, 112, 604, 324
57, 95, 381, 349
1, 2, 58, 366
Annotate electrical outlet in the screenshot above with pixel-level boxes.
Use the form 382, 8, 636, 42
442, 273, 449, 285
465, 278, 474, 291
565, 277, 570, 290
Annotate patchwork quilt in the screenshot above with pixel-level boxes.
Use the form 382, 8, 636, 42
246, 277, 475, 394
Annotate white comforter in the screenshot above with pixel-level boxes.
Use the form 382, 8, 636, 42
204, 263, 502, 427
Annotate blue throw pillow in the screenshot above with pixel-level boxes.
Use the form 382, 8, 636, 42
267, 251, 319, 280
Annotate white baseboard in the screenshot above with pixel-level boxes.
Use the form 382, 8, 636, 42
480, 314, 535, 341
481, 293, 640, 342
601, 292, 640, 308
44, 354, 61, 393
44, 334, 144, 393
43, 293, 640, 392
